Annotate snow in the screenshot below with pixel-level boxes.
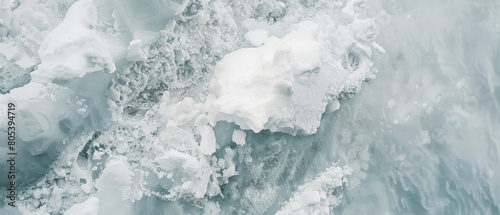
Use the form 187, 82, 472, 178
155, 149, 201, 174
276, 166, 352, 215
64, 197, 99, 215
154, 149, 212, 199
126, 39, 148, 62
211, 17, 377, 135
3, 0, 498, 214
325, 100, 341, 113
231, 129, 246, 146
198, 125, 217, 155
204, 202, 221, 215
31, 0, 117, 84
244, 29, 269, 47
95, 157, 133, 215
1, 0, 376, 213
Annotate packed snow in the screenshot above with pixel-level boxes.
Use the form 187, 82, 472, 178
211, 18, 378, 135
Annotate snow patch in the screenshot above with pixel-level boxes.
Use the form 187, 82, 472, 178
232, 129, 247, 146
211, 17, 377, 135
95, 157, 133, 215
244, 29, 269, 46
198, 124, 217, 155
31, 0, 118, 84
154, 149, 212, 199
64, 197, 100, 215
276, 166, 353, 215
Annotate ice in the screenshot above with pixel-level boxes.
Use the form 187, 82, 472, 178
211, 18, 377, 135
64, 197, 99, 215
154, 149, 212, 199
95, 0, 189, 36
231, 129, 246, 146
277, 166, 352, 215
1, 0, 499, 214
32, 0, 117, 84
0, 0, 69, 94
126, 39, 148, 62
0, 0, 123, 194
94, 157, 133, 215
244, 29, 269, 47
197, 124, 217, 155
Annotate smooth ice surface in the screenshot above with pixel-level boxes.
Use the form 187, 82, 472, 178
0, 0, 499, 214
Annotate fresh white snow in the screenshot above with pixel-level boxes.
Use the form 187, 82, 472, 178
1, 0, 499, 214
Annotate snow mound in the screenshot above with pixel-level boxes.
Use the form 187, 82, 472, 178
31, 0, 117, 84
0, 0, 383, 214
276, 166, 353, 215
94, 157, 133, 215
211, 17, 379, 135
154, 149, 212, 199
232, 129, 246, 146
64, 197, 99, 215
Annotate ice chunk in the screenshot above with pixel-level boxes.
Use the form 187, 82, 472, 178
325, 100, 341, 113
204, 202, 221, 215
32, 0, 117, 84
198, 125, 217, 155
231, 129, 247, 146
210, 18, 376, 135
276, 166, 352, 215
64, 197, 100, 215
154, 149, 212, 199
159, 123, 199, 155
126, 39, 148, 62
155, 149, 201, 174
95, 157, 133, 215
244, 29, 269, 46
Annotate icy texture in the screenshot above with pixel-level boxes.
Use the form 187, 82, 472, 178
331, 0, 500, 214
32, 0, 116, 83
64, 197, 99, 215
1, 0, 499, 214
276, 166, 352, 215
211, 18, 377, 135
0, 0, 77, 94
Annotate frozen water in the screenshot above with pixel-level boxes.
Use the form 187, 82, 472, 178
0, 0, 499, 214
